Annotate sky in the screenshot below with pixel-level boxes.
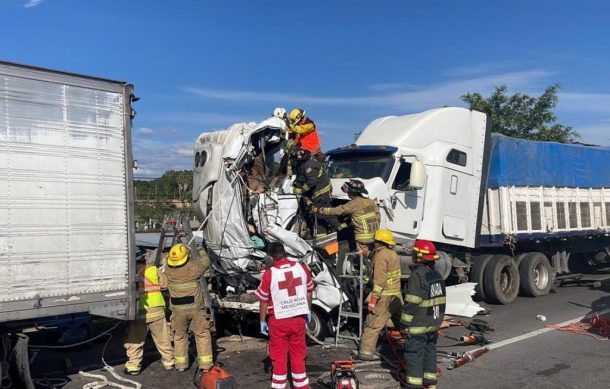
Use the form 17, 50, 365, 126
2, 0, 610, 177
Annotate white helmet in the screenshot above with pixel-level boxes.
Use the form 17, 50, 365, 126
273, 107, 287, 119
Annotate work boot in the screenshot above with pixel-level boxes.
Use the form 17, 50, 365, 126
123, 367, 141, 376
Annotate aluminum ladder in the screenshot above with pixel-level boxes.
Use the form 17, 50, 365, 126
334, 251, 365, 346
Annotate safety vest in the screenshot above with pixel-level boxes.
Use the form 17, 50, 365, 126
295, 121, 321, 156
138, 265, 166, 311
269, 263, 310, 319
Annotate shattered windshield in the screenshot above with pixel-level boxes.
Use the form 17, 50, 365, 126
326, 152, 394, 181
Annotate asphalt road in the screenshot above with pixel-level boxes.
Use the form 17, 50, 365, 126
34, 272, 610, 389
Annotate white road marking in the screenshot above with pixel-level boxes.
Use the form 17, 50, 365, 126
487, 307, 610, 351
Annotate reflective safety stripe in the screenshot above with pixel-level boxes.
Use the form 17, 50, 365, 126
313, 183, 331, 198
405, 294, 423, 304
175, 356, 188, 362
419, 296, 446, 307
272, 374, 287, 380
406, 325, 440, 335
354, 211, 379, 242
381, 287, 401, 296
372, 284, 383, 294
169, 281, 198, 291
354, 231, 375, 241
386, 269, 401, 277
407, 376, 423, 385
198, 355, 213, 364
401, 313, 413, 323
424, 372, 438, 380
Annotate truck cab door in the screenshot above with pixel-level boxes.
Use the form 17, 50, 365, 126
383, 156, 425, 242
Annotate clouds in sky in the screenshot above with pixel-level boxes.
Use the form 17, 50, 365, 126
24, 0, 44, 8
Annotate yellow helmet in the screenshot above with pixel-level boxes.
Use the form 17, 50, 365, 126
168, 243, 189, 267
288, 108, 305, 125
374, 229, 396, 246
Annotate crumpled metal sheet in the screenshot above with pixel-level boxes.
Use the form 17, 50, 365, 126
445, 282, 485, 318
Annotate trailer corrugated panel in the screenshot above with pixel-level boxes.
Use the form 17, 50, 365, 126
0, 61, 136, 322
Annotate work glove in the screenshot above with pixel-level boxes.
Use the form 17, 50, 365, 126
311, 206, 319, 214
293, 187, 303, 195
368, 295, 379, 314
260, 321, 269, 336
307, 312, 312, 324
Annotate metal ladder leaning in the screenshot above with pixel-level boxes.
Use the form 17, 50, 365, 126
335, 251, 365, 346
155, 214, 215, 321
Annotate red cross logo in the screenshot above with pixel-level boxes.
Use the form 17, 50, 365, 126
278, 271, 303, 297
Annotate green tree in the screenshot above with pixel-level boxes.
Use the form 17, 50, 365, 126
460, 84, 580, 143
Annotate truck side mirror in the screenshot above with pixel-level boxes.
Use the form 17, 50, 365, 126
409, 159, 426, 190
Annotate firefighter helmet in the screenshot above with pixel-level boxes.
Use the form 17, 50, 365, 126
288, 108, 306, 125
374, 229, 396, 246
273, 107, 287, 119
412, 239, 439, 261
168, 243, 189, 267
341, 179, 368, 195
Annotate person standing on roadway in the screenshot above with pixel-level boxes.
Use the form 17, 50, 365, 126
358, 229, 403, 360
399, 239, 446, 389
255, 242, 315, 389
123, 249, 174, 375
161, 243, 214, 372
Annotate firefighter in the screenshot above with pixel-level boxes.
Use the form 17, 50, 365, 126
161, 243, 213, 372
290, 147, 339, 236
255, 242, 315, 389
123, 249, 174, 375
400, 240, 446, 389
287, 109, 323, 162
358, 229, 402, 361
313, 179, 381, 256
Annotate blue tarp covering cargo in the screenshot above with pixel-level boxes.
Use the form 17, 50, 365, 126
486, 134, 610, 188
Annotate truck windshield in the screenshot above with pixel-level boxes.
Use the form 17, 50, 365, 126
326, 152, 394, 181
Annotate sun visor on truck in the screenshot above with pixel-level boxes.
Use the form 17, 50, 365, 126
486, 133, 610, 188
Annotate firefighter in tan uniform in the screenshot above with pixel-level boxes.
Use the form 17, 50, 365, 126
123, 251, 174, 375
314, 179, 380, 256
358, 229, 403, 360
161, 243, 213, 372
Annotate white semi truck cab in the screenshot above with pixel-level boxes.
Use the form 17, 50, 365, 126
327, 107, 490, 249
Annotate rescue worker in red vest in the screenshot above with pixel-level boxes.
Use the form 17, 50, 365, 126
313, 179, 381, 256
359, 229, 403, 361
290, 147, 339, 236
160, 243, 213, 372
123, 249, 174, 375
400, 240, 446, 389
255, 242, 315, 389
287, 109, 323, 162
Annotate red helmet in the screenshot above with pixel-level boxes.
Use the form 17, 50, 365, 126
412, 239, 439, 261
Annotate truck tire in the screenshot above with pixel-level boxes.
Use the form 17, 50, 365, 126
519, 252, 553, 297
470, 254, 493, 301
307, 307, 328, 344
483, 254, 520, 304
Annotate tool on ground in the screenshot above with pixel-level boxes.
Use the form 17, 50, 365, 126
466, 318, 494, 333
330, 359, 359, 389
194, 363, 237, 389
439, 331, 490, 345
447, 347, 489, 370
545, 313, 610, 340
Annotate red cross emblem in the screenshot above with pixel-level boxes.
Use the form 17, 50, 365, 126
278, 271, 303, 297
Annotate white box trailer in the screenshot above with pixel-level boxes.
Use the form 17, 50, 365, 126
0, 61, 137, 322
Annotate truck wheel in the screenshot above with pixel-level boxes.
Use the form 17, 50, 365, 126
483, 254, 520, 304
519, 252, 553, 297
470, 254, 493, 301
307, 308, 328, 344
